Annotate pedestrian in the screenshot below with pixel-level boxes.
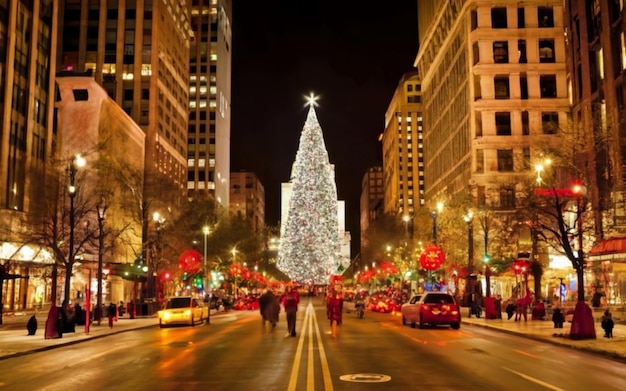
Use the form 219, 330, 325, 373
259, 289, 280, 328
515, 295, 529, 322
505, 297, 516, 320
327, 291, 343, 337
552, 307, 564, 328
601, 310, 614, 338
281, 286, 300, 337
108, 302, 117, 329
26, 314, 38, 336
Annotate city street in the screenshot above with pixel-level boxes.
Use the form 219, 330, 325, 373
1, 298, 625, 390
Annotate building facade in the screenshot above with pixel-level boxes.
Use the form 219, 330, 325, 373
57, 0, 192, 212
230, 171, 265, 234
566, 1, 626, 305
416, 1, 567, 210
188, 0, 232, 211
0, 0, 59, 312
381, 71, 424, 218
359, 166, 384, 254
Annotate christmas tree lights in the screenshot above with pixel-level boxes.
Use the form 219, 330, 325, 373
277, 96, 341, 284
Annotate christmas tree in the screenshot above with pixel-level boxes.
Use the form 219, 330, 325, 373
277, 95, 341, 284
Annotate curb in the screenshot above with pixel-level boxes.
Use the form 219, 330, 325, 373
462, 320, 626, 364
0, 322, 158, 362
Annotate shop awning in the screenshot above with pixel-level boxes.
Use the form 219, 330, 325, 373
588, 237, 626, 261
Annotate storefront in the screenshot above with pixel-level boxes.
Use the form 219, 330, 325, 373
589, 237, 626, 305
1, 242, 55, 312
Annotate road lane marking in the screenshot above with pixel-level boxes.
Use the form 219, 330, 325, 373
287, 307, 308, 391
311, 303, 334, 391
287, 303, 334, 391
502, 367, 566, 391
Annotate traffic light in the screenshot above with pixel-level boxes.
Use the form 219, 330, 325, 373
192, 274, 202, 288
483, 253, 490, 263
182, 272, 188, 281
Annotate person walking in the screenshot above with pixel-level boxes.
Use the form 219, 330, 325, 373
281, 286, 300, 337
601, 310, 614, 338
327, 291, 343, 337
552, 307, 564, 328
259, 289, 280, 328
107, 302, 117, 329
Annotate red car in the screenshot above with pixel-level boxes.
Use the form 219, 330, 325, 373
401, 292, 461, 329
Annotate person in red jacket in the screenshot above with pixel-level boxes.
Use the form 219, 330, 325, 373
281, 286, 300, 337
327, 291, 343, 337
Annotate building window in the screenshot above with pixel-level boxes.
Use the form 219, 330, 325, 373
518, 40, 527, 63
520, 73, 528, 99
541, 112, 559, 134
539, 39, 555, 63
72, 89, 88, 101
540, 75, 557, 98
493, 41, 509, 63
517, 7, 525, 28
497, 150, 514, 172
495, 112, 512, 135
500, 187, 516, 208
494, 76, 510, 99
491, 7, 507, 28
522, 111, 529, 135
473, 42, 480, 65
538, 6, 554, 27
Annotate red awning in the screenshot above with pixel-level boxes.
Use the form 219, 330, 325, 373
589, 237, 626, 256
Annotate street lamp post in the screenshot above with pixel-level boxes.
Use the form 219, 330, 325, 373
152, 212, 166, 300
65, 154, 86, 304
463, 211, 474, 307
96, 200, 107, 325
430, 210, 438, 245
203, 225, 211, 324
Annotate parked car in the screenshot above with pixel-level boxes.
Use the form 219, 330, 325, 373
158, 296, 208, 328
401, 292, 461, 329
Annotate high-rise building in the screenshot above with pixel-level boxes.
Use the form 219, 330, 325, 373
58, 0, 192, 211
565, 1, 626, 304
381, 71, 424, 218
359, 166, 384, 255
230, 171, 265, 234
564, 1, 626, 236
415, 1, 568, 214
188, 0, 232, 211
0, 0, 58, 311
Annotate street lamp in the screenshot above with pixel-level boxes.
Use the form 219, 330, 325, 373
463, 211, 474, 307
96, 200, 107, 325
152, 212, 166, 300
63, 154, 86, 304
203, 225, 211, 324
430, 202, 443, 244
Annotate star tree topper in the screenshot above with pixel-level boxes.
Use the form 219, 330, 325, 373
304, 92, 319, 107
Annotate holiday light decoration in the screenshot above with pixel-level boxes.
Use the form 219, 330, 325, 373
277, 96, 341, 284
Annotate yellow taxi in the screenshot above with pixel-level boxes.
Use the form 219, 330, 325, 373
158, 296, 208, 328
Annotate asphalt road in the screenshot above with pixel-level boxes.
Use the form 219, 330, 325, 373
0, 298, 624, 390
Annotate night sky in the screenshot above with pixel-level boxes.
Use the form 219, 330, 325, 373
230, 1, 419, 255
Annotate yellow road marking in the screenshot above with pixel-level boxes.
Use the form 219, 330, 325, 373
287, 303, 334, 391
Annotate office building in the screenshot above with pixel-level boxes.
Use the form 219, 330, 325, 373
188, 0, 232, 211
230, 171, 265, 234
58, 0, 192, 211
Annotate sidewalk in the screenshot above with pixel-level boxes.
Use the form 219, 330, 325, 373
462, 313, 626, 362
0, 311, 156, 361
